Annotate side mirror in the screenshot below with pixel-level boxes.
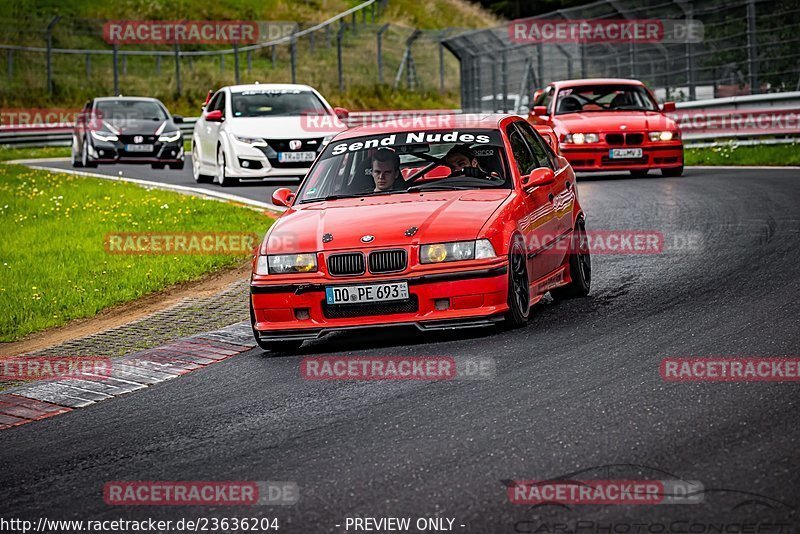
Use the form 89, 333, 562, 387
662, 101, 676, 112
532, 105, 548, 117
203, 90, 213, 107
333, 107, 350, 120
205, 110, 223, 122
521, 167, 555, 191
271, 187, 294, 208
172, 115, 184, 124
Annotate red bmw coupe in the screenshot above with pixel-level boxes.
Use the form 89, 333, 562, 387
250, 114, 590, 352
528, 78, 683, 177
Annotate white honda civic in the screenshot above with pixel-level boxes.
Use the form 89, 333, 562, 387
192, 83, 349, 186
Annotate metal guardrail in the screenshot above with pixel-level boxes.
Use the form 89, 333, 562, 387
1, 96, 798, 147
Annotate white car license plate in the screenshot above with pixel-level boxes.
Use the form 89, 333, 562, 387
325, 282, 409, 305
278, 151, 316, 162
125, 144, 153, 152
609, 148, 643, 159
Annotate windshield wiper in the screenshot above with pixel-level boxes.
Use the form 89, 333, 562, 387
406, 184, 472, 192
298, 193, 364, 204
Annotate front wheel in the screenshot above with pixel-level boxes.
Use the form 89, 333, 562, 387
217, 145, 238, 187
71, 137, 83, 168
551, 219, 591, 299
81, 138, 97, 168
662, 165, 684, 177
504, 239, 530, 328
192, 144, 213, 183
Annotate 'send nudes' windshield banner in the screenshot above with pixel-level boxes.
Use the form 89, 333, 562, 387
325, 130, 500, 158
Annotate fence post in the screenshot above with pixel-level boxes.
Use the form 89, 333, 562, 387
112, 44, 119, 95
220, 54, 225, 73
746, 0, 759, 94
309, 31, 315, 54
122, 54, 127, 75
352, 12, 357, 34
271, 45, 277, 68
536, 44, 543, 88
580, 43, 586, 77
290, 33, 297, 83
6, 49, 12, 79
439, 40, 446, 93
377, 23, 389, 84
371, 2, 376, 23
156, 55, 161, 75
174, 44, 181, 97
234, 44, 240, 84
337, 23, 347, 91
85, 54, 90, 80
45, 16, 61, 95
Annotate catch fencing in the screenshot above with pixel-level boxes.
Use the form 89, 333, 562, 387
442, 0, 800, 113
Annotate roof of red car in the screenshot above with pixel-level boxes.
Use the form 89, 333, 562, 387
337, 113, 514, 140
550, 78, 645, 89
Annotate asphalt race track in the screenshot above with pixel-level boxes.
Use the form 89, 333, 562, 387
1, 165, 799, 532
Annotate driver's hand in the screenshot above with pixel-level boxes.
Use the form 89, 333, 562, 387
453, 166, 485, 178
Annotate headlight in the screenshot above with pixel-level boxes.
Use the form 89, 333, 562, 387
90, 130, 118, 142
262, 253, 317, 274
233, 134, 267, 147
158, 131, 181, 142
649, 131, 676, 141
564, 133, 599, 144
420, 239, 496, 264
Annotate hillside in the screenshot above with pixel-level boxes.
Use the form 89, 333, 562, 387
0, 0, 500, 115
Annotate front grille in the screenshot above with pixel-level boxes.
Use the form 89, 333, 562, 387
118, 134, 156, 144
625, 133, 644, 145
322, 295, 418, 319
265, 138, 322, 152
606, 133, 624, 145
327, 253, 365, 276
368, 249, 407, 273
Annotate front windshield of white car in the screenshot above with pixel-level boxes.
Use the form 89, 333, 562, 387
555, 85, 658, 114
230, 89, 328, 117
295, 129, 510, 204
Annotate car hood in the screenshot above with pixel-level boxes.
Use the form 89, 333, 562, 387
227, 115, 344, 139
554, 111, 676, 133
102, 119, 177, 136
263, 189, 511, 254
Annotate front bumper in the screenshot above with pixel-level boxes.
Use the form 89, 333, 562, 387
89, 139, 184, 164
250, 263, 509, 340
561, 142, 683, 172
226, 138, 323, 180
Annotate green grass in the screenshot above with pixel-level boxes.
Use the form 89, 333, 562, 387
684, 141, 800, 166
0, 146, 71, 162
0, 163, 273, 342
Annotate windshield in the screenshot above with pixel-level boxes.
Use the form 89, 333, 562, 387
555, 85, 657, 115
230, 89, 327, 117
95, 100, 167, 122
295, 129, 510, 204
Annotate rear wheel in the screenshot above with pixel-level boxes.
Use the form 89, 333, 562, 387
551, 219, 591, 299
662, 165, 684, 177
250, 302, 303, 354
630, 169, 649, 177
504, 239, 530, 328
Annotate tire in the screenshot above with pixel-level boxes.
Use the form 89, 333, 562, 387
151, 163, 165, 170
630, 169, 649, 177
81, 138, 97, 168
169, 161, 185, 170
191, 144, 213, 183
662, 165, 684, 177
217, 144, 238, 187
250, 303, 303, 354
503, 238, 530, 328
551, 219, 591, 299
71, 137, 83, 168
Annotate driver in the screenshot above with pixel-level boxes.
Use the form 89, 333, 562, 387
445, 144, 485, 177
371, 148, 404, 192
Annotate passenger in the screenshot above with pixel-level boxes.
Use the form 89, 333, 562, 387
371, 148, 404, 192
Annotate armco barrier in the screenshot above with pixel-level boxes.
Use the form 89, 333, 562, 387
1, 94, 799, 147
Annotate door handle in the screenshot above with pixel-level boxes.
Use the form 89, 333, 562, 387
565, 181, 571, 189
548, 193, 555, 202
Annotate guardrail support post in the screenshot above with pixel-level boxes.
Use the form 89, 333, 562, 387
247, 49, 252, 73
439, 40, 446, 94
112, 44, 119, 95
122, 54, 127, 75
174, 44, 181, 97
6, 49, 11, 79
271, 45, 276, 68
220, 54, 225, 73
290, 33, 297, 83
45, 16, 60, 95
747, 0, 759, 94
155, 55, 161, 75
85, 54, 90, 80
501, 50, 509, 112
337, 23, 347, 91
377, 24, 389, 84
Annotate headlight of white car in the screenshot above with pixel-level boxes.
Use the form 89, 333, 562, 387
256, 254, 317, 275
157, 131, 181, 142
420, 239, 496, 264
564, 133, 599, 144
233, 134, 267, 147
90, 130, 118, 142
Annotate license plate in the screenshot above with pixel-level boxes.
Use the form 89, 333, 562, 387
325, 282, 409, 305
609, 148, 643, 159
278, 151, 316, 162
125, 144, 153, 152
